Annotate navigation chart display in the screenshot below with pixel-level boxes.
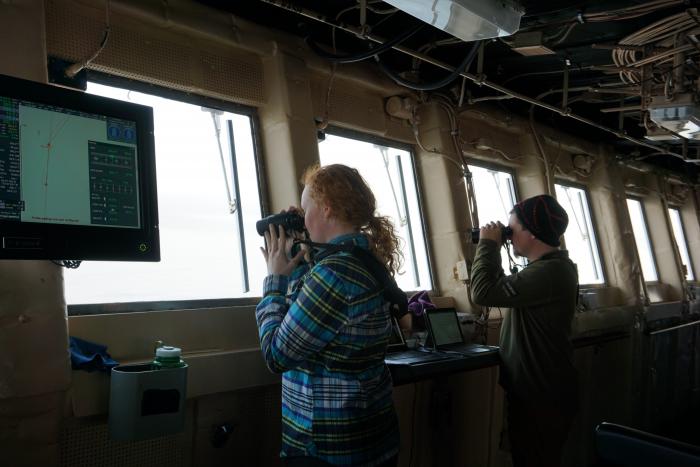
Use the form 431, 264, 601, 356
0, 96, 141, 229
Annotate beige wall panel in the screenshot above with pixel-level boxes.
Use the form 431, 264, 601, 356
392, 384, 417, 466
0, 4, 68, 467
309, 77, 386, 134
400, 380, 437, 467
259, 53, 319, 211
622, 172, 683, 301
0, 391, 64, 444
0, 0, 47, 82
68, 306, 260, 361
59, 405, 193, 467
0, 0, 70, 400
304, 52, 409, 96
514, 133, 548, 198
415, 104, 471, 309
459, 119, 523, 169
194, 387, 282, 467
0, 312, 70, 397
588, 161, 643, 306
644, 192, 683, 301
383, 115, 415, 143
447, 368, 498, 467
46, 0, 266, 106
199, 49, 265, 104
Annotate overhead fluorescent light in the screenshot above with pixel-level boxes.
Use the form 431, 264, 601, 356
679, 120, 700, 139
649, 94, 700, 140
644, 127, 681, 141
383, 0, 523, 43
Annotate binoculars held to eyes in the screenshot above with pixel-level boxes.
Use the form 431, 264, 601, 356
470, 226, 513, 244
256, 212, 306, 236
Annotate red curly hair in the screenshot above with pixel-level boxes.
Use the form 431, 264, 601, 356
302, 164, 403, 275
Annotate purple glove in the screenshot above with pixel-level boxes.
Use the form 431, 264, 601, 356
407, 290, 436, 317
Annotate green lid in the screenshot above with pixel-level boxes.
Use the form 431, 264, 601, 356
152, 345, 186, 369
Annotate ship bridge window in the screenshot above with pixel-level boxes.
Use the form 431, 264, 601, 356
65, 80, 266, 307
318, 130, 432, 291
668, 208, 695, 281
626, 198, 658, 282
555, 184, 605, 285
467, 164, 525, 273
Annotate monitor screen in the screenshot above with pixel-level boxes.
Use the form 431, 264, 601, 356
0, 73, 159, 261
427, 309, 463, 346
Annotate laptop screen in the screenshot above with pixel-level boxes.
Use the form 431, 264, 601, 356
387, 317, 406, 351
426, 309, 463, 347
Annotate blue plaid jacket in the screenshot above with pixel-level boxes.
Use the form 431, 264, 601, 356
256, 233, 399, 466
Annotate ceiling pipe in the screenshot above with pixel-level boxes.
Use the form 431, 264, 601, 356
259, 0, 698, 165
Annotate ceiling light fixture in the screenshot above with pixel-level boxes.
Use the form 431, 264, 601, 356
382, 0, 522, 42
649, 94, 700, 140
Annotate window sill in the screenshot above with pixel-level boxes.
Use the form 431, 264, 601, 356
578, 286, 622, 309
68, 297, 262, 316
572, 305, 636, 338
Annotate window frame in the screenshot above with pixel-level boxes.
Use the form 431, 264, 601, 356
668, 205, 696, 282
626, 195, 660, 284
554, 180, 607, 287
465, 158, 521, 227
465, 160, 527, 275
321, 126, 436, 293
67, 72, 268, 316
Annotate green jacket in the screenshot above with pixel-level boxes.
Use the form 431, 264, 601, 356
470, 240, 579, 405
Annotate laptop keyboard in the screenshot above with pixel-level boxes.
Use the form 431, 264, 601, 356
385, 349, 455, 365
447, 344, 497, 355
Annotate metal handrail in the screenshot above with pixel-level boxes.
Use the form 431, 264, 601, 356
648, 319, 700, 335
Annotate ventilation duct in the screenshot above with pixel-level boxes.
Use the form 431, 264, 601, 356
383, 0, 522, 42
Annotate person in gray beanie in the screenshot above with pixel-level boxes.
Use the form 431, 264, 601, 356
470, 194, 579, 467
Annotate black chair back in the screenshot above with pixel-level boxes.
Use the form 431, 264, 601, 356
596, 422, 700, 467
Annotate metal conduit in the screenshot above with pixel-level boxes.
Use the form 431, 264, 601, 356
260, 0, 697, 164
648, 319, 700, 335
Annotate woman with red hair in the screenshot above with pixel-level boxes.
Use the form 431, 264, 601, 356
256, 164, 402, 467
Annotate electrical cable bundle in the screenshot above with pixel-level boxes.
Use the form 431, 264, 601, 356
305, 24, 424, 64
613, 10, 699, 85
583, 0, 684, 22
375, 41, 480, 91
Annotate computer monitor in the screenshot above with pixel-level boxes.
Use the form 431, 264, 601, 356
425, 308, 464, 347
0, 73, 159, 261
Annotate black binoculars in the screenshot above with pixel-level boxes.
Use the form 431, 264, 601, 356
256, 212, 306, 236
470, 226, 512, 244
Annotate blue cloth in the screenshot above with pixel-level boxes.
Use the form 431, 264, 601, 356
69, 336, 119, 372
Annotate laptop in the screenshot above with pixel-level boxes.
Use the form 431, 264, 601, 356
424, 308, 498, 355
384, 317, 453, 365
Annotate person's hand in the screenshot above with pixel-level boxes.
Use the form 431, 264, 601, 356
261, 223, 305, 276
282, 206, 310, 262
480, 221, 504, 247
